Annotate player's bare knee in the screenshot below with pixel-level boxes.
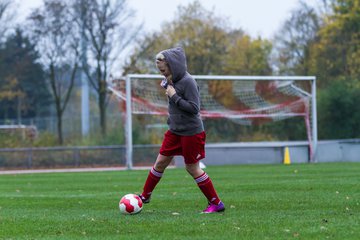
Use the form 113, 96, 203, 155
154, 155, 172, 171
185, 163, 203, 178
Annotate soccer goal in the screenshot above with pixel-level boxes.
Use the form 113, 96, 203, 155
108, 74, 317, 169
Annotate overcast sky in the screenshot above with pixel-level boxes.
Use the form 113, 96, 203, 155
16, 0, 319, 39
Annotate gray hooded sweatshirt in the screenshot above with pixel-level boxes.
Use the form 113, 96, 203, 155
159, 47, 204, 136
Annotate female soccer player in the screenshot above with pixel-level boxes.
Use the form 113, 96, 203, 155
138, 47, 225, 213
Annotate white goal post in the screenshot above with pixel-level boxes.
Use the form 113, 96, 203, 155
108, 74, 318, 169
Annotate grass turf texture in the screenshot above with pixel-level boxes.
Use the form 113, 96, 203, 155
0, 163, 359, 240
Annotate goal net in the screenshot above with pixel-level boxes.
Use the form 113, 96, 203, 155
108, 74, 317, 168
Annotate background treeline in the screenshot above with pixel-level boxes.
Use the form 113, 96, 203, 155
0, 0, 359, 147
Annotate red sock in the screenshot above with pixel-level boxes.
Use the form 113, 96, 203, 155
195, 172, 221, 205
142, 167, 163, 199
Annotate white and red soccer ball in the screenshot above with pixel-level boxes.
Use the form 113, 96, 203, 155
119, 194, 143, 215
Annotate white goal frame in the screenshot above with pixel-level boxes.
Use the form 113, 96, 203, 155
109, 74, 318, 169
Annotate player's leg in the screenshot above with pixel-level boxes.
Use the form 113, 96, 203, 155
153, 154, 174, 172
183, 132, 225, 213
140, 130, 181, 203
185, 162, 224, 212
139, 154, 173, 203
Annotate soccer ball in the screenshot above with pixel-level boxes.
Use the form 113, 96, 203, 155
119, 194, 143, 215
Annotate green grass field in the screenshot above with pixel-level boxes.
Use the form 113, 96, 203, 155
0, 163, 359, 239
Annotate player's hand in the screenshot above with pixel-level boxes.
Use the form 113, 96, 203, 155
166, 85, 176, 97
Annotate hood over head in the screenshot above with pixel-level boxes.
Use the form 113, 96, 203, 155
157, 47, 187, 82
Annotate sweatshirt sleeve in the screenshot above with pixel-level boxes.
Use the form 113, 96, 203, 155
169, 80, 200, 114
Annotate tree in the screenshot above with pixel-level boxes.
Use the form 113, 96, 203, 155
123, 1, 230, 75
0, 29, 50, 121
309, 0, 360, 87
73, 0, 141, 136
123, 1, 272, 76
165, 1, 230, 75
308, 0, 360, 139
318, 79, 360, 139
28, 0, 81, 144
224, 33, 272, 75
273, 1, 321, 76
0, 0, 14, 42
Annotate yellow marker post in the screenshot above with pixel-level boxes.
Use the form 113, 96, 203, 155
283, 147, 291, 165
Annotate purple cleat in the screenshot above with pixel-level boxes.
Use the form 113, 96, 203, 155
202, 201, 225, 213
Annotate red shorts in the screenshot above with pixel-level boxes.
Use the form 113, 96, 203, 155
159, 130, 206, 164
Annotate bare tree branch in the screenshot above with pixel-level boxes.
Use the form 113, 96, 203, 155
27, 0, 81, 144
73, 0, 142, 135
0, 0, 15, 41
